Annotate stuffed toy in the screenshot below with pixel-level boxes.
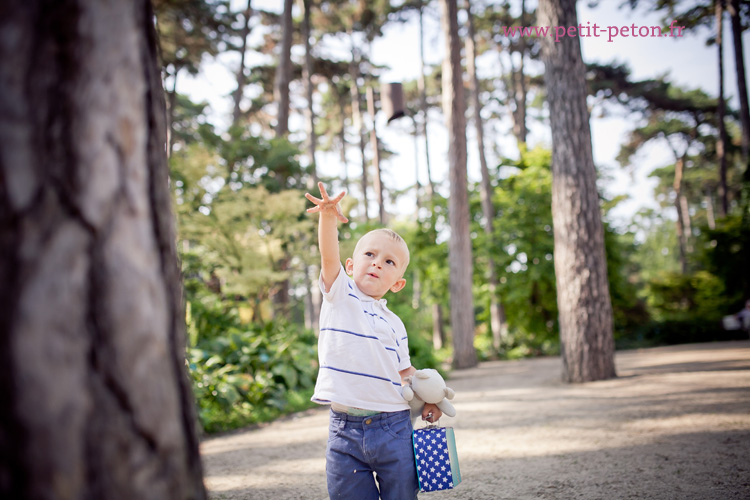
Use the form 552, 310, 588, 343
403, 368, 456, 420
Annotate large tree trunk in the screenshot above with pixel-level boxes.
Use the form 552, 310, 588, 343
418, 1, 436, 199
349, 38, 369, 221
673, 156, 690, 274
232, 0, 253, 125
510, 0, 529, 145
716, 0, 729, 217
728, 0, 750, 167
366, 86, 386, 224
338, 97, 351, 194
0, 1, 206, 498
302, 0, 318, 187
274, 0, 293, 136
538, 0, 616, 383
466, 0, 507, 349
418, 1, 444, 348
441, 0, 477, 369
272, 0, 294, 315
301, 0, 320, 333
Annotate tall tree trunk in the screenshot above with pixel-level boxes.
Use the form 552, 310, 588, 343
673, 155, 690, 274
705, 189, 717, 230
366, 86, 386, 224
419, 1, 444, 348
274, 0, 293, 136
413, 116, 423, 216
272, 0, 294, 314
728, 0, 750, 167
0, 1, 206, 498
511, 0, 529, 145
301, 0, 320, 333
441, 0, 477, 370
302, 0, 318, 187
412, 117, 423, 310
338, 97, 351, 194
432, 303, 445, 350
418, 1, 436, 199
167, 74, 179, 158
466, 0, 508, 349
681, 193, 693, 252
232, 0, 253, 125
717, 0, 729, 216
538, 0, 616, 383
349, 38, 369, 221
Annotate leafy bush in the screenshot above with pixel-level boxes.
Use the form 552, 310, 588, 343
646, 270, 727, 322
617, 318, 747, 350
188, 319, 318, 433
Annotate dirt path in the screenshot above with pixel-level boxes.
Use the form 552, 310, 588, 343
201, 341, 750, 499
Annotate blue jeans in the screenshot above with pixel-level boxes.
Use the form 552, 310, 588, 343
326, 409, 419, 500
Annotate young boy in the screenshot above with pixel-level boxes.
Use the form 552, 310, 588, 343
305, 182, 441, 500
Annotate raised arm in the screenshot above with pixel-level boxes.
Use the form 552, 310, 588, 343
305, 182, 348, 292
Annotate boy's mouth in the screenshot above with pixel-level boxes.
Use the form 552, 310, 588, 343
367, 272, 379, 279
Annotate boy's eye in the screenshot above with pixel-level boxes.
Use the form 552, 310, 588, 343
365, 252, 374, 257
386, 259, 395, 266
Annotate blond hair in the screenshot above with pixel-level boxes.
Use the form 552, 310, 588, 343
353, 229, 410, 272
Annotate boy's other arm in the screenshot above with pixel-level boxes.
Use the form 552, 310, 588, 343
305, 182, 348, 292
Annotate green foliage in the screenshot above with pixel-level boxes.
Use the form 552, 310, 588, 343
645, 270, 726, 321
153, 0, 230, 77
480, 147, 559, 355
603, 224, 650, 339
182, 250, 319, 433
188, 315, 318, 433
629, 209, 682, 281
621, 318, 747, 350
699, 215, 750, 309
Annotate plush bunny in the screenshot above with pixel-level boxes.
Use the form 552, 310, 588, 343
402, 368, 456, 420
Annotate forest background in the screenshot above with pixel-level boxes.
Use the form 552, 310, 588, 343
155, 0, 750, 433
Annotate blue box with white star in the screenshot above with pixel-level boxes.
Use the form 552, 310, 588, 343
412, 426, 462, 492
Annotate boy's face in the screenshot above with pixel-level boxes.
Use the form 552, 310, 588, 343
346, 232, 408, 300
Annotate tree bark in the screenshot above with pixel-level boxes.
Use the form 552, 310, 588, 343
302, 0, 319, 188
511, 0, 529, 145
0, 1, 206, 498
349, 38, 369, 221
441, 0, 477, 370
274, 0, 294, 136
418, 1, 436, 200
338, 97, 351, 194
301, 0, 320, 333
728, 0, 750, 167
366, 86, 386, 224
418, 1, 444, 348
716, 0, 729, 217
232, 0, 253, 125
673, 155, 690, 274
538, 0, 616, 383
271, 0, 294, 315
466, 0, 508, 348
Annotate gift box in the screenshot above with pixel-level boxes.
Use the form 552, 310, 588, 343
412, 426, 462, 492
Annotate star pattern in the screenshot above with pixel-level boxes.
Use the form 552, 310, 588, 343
413, 428, 456, 492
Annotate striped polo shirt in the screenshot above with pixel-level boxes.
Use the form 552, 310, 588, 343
311, 264, 411, 412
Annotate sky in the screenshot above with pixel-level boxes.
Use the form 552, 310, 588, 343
179, 0, 750, 228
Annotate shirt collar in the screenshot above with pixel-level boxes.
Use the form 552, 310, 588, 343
351, 279, 388, 307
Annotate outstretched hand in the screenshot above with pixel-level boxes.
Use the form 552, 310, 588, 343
305, 181, 349, 223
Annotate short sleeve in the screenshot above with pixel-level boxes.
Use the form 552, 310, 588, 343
319, 263, 349, 303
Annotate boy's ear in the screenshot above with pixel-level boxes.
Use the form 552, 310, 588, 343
390, 277, 407, 294
345, 258, 354, 275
